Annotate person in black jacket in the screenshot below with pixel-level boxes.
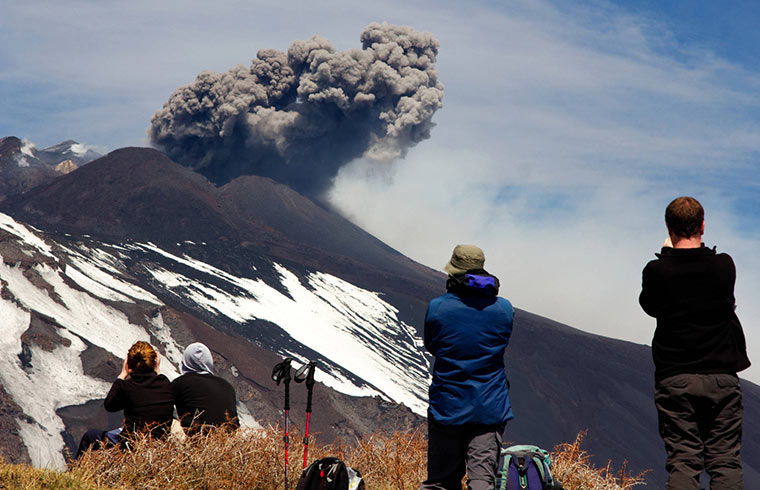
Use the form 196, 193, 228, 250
172, 342, 238, 434
76, 341, 174, 458
639, 196, 751, 490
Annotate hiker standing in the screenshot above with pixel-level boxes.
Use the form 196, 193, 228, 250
639, 196, 751, 490
421, 245, 514, 490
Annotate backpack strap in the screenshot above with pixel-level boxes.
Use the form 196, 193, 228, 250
530, 455, 548, 483
498, 452, 513, 490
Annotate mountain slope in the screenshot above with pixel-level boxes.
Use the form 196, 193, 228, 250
0, 137, 100, 203
1, 146, 758, 487
0, 213, 421, 467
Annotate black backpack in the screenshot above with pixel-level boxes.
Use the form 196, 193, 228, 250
296, 457, 365, 490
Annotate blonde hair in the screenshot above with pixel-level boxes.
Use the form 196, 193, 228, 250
127, 341, 157, 373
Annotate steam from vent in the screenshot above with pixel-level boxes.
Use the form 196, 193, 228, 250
15, 139, 36, 167
149, 22, 444, 197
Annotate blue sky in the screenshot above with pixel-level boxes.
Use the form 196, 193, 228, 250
2, 0, 759, 382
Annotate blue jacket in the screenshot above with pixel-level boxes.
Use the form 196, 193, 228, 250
424, 271, 514, 425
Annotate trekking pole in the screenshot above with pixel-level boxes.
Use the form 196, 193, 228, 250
294, 361, 317, 469
272, 358, 293, 490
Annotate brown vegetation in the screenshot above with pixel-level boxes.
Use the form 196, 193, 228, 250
0, 426, 645, 490
550, 431, 648, 490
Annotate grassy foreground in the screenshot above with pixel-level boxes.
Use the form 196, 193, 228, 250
1, 427, 646, 490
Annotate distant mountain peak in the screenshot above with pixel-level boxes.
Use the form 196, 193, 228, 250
0, 136, 103, 204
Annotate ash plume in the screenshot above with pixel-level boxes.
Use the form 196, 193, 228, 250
149, 22, 444, 198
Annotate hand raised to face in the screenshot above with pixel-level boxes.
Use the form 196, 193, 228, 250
118, 358, 131, 380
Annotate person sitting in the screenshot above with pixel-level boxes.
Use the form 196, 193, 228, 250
76, 341, 174, 458
171, 342, 239, 434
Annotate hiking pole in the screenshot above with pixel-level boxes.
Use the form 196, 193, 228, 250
294, 361, 317, 469
272, 358, 293, 490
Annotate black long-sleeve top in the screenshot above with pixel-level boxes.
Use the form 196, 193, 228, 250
104, 371, 174, 438
172, 373, 239, 433
639, 245, 751, 381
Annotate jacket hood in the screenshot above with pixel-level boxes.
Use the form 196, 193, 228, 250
446, 269, 500, 297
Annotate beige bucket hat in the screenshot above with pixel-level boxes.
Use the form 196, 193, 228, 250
444, 244, 485, 275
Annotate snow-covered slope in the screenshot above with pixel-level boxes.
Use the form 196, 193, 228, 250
0, 214, 177, 467
129, 242, 429, 411
0, 212, 429, 467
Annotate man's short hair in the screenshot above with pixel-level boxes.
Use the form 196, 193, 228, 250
665, 196, 704, 238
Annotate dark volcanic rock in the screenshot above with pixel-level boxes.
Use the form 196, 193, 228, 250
57, 399, 123, 461
80, 342, 122, 383
5, 147, 232, 243
22, 312, 72, 352
0, 384, 32, 465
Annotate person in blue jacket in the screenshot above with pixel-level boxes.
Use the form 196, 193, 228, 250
421, 244, 514, 490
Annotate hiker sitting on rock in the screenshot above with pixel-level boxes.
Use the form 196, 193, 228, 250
172, 342, 239, 434
76, 341, 174, 458
421, 245, 514, 490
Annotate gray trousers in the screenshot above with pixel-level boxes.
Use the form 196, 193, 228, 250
654, 373, 744, 490
421, 419, 504, 490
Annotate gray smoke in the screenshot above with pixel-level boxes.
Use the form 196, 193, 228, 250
149, 22, 444, 197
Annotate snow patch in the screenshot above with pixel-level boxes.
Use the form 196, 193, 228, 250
63, 265, 135, 303
59, 244, 161, 304
132, 243, 430, 414
0, 213, 55, 258
0, 297, 111, 468
236, 403, 260, 429
147, 313, 181, 381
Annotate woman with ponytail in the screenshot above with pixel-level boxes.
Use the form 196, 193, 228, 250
75, 341, 174, 458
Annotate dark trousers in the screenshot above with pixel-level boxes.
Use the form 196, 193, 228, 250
421, 419, 504, 490
76, 429, 108, 459
654, 373, 744, 490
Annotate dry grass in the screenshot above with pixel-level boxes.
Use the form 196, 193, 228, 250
0, 461, 105, 490
321, 427, 428, 490
1, 426, 647, 490
550, 431, 648, 490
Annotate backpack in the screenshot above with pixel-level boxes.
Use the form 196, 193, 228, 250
495, 445, 562, 490
296, 457, 365, 490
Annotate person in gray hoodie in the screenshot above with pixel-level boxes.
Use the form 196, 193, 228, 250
171, 342, 239, 434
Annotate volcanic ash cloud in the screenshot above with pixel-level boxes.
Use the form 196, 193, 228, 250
149, 22, 444, 198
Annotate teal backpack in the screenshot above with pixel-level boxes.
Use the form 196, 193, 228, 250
495, 445, 562, 490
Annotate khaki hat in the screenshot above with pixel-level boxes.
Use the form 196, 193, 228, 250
444, 244, 485, 275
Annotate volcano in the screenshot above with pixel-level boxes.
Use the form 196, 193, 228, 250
1, 146, 758, 486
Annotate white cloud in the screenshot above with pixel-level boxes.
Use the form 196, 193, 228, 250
328, 0, 760, 383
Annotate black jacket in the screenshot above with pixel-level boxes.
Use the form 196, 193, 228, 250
104, 371, 174, 438
172, 373, 239, 432
639, 245, 751, 381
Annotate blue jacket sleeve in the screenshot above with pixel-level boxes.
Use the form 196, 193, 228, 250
423, 298, 442, 355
